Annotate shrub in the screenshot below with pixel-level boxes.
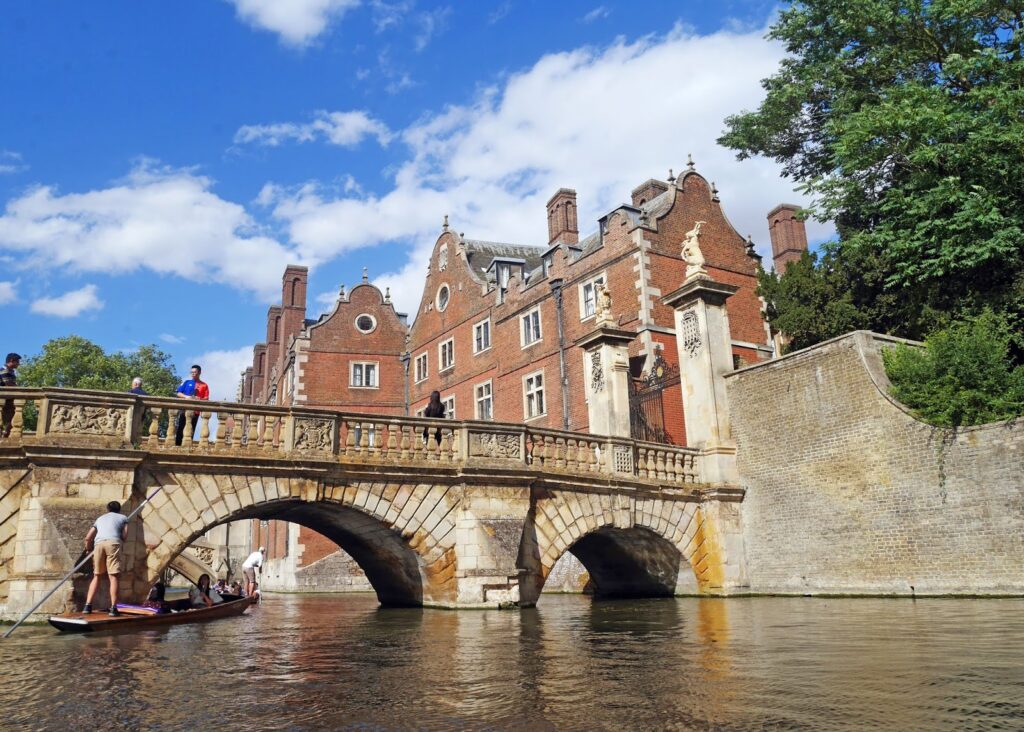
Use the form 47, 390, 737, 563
882, 311, 1024, 427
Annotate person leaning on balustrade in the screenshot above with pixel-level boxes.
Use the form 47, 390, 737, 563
174, 364, 209, 445
0, 352, 20, 438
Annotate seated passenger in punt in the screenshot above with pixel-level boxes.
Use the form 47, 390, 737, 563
141, 579, 170, 614
189, 573, 223, 608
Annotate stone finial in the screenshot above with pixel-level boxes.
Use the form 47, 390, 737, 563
362, 267, 369, 283
338, 284, 346, 300
681, 221, 708, 279
595, 284, 614, 326
667, 168, 676, 184
686, 153, 695, 171
710, 181, 719, 202
442, 214, 449, 231
384, 287, 392, 303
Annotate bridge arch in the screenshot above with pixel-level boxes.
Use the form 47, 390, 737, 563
140, 472, 459, 607
524, 490, 718, 602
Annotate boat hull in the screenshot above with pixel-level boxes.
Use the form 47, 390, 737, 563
48, 596, 254, 633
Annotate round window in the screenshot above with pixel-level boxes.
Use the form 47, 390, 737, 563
355, 314, 377, 333
436, 284, 450, 312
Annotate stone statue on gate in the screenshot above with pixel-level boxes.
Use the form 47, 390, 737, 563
595, 284, 613, 326
681, 221, 707, 279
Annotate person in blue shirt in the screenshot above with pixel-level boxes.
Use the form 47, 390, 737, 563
174, 364, 210, 445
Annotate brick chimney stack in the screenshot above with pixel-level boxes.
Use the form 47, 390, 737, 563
767, 204, 809, 271
546, 188, 579, 245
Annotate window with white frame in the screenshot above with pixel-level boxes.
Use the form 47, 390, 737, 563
442, 395, 455, 419
475, 381, 493, 420
580, 272, 607, 319
414, 352, 428, 383
350, 361, 378, 388
524, 371, 545, 419
521, 307, 542, 347
439, 338, 455, 371
473, 318, 491, 353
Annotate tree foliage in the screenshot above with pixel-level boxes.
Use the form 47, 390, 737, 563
882, 310, 1024, 426
19, 336, 180, 395
720, 0, 1024, 349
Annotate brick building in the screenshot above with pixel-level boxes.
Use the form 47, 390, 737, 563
238, 162, 807, 591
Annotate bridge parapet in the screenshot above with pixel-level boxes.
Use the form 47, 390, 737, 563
1, 388, 703, 487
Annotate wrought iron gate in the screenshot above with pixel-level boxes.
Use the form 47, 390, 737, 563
628, 351, 680, 444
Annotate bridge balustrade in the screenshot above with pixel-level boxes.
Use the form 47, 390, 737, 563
0, 388, 702, 486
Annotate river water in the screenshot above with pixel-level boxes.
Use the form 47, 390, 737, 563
2, 594, 1022, 730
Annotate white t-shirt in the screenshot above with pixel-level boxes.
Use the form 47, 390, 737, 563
242, 551, 264, 569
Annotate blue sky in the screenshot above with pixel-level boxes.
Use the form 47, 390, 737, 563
0, 0, 824, 398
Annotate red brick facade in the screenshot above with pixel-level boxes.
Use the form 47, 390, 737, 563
240, 164, 808, 574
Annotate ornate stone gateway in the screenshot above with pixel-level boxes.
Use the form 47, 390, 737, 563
628, 351, 680, 444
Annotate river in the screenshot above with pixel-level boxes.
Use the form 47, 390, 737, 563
1, 594, 1022, 730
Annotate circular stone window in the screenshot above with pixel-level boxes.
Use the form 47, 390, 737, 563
355, 314, 377, 334
436, 284, 451, 312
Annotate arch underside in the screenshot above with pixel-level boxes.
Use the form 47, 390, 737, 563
568, 527, 682, 598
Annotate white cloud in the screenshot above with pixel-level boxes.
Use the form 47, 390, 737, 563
414, 6, 451, 51
234, 110, 392, 148
0, 280, 16, 305
226, 0, 360, 46
261, 25, 833, 317
582, 6, 611, 23
0, 160, 300, 300
0, 151, 27, 175
186, 346, 253, 401
160, 333, 186, 344
30, 284, 104, 318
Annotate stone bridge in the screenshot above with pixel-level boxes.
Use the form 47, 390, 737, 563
0, 388, 746, 618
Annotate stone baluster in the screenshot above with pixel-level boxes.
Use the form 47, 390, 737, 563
439, 429, 451, 462
199, 411, 211, 447
598, 442, 610, 474
590, 440, 601, 472
636, 447, 648, 478
182, 407, 194, 449
246, 415, 259, 449
565, 439, 577, 472
263, 415, 276, 452
386, 421, 398, 458
163, 407, 177, 447
8, 399, 24, 440
214, 412, 228, 450
357, 422, 369, 453
374, 422, 385, 457
554, 437, 566, 470
146, 406, 162, 445
399, 423, 410, 461
652, 450, 663, 480
230, 413, 243, 449
412, 425, 425, 462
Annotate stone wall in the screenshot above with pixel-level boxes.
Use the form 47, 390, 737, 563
727, 331, 1024, 595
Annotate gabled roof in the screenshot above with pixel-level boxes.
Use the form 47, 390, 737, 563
463, 239, 545, 281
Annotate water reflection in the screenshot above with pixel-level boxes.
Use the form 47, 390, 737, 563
2, 595, 1023, 730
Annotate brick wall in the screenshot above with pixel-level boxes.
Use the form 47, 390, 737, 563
727, 331, 1024, 595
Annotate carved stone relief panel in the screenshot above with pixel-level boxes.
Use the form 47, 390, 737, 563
680, 309, 702, 357
590, 349, 605, 393
49, 404, 127, 437
293, 417, 334, 453
469, 431, 522, 459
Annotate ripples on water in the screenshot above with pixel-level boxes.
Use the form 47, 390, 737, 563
2, 595, 1023, 731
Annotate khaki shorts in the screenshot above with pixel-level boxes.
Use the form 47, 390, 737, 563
243, 567, 257, 584
93, 540, 123, 576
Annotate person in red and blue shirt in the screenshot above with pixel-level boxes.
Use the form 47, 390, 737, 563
174, 364, 210, 445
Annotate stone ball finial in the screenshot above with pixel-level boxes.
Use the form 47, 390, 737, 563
384, 286, 391, 303
687, 153, 695, 170
667, 168, 676, 183
442, 214, 449, 231
710, 181, 719, 202
339, 283, 346, 299
362, 267, 369, 283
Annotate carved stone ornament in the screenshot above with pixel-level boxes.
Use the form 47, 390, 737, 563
469, 431, 521, 459
190, 546, 214, 565
49, 404, 126, 436
293, 417, 334, 452
595, 284, 613, 326
680, 309, 702, 357
590, 349, 605, 393
681, 220, 707, 278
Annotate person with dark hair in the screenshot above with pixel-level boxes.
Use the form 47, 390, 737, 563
0, 352, 20, 438
189, 573, 222, 608
82, 500, 129, 615
174, 364, 209, 445
142, 578, 169, 613
422, 390, 445, 444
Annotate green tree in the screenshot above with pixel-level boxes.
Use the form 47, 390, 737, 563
720, 0, 1024, 350
19, 336, 180, 395
882, 310, 1024, 426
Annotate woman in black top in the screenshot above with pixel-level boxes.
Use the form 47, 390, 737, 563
422, 390, 445, 444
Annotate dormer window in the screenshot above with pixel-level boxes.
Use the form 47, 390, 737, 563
497, 264, 510, 289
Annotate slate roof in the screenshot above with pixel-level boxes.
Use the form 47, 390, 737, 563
463, 239, 545, 281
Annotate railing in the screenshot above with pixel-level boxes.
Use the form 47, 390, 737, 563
0, 388, 703, 486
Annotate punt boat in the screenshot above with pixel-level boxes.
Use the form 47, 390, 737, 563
48, 595, 254, 633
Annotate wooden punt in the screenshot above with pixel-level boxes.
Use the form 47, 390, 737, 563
48, 595, 254, 633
